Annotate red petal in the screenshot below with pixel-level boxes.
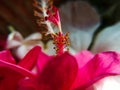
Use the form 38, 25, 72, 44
18, 46, 41, 70
18, 79, 37, 90
0, 50, 16, 64
0, 60, 35, 90
74, 51, 120, 89
0, 67, 22, 90
38, 52, 78, 90
0, 60, 35, 78
0, 35, 7, 50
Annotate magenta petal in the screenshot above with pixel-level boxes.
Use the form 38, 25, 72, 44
38, 52, 78, 90
37, 51, 53, 73
18, 46, 41, 70
0, 50, 16, 64
74, 51, 120, 89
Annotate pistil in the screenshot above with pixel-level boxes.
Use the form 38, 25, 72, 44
34, 0, 70, 55
45, 6, 70, 55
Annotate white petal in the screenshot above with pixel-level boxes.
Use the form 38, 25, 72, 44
15, 41, 44, 59
6, 31, 23, 48
94, 76, 120, 90
91, 22, 120, 53
66, 23, 99, 52
59, 0, 101, 52
25, 32, 42, 40
60, 1, 100, 30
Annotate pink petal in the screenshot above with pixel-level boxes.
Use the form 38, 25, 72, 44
38, 52, 78, 90
0, 50, 16, 64
18, 46, 41, 70
74, 51, 120, 89
71, 50, 94, 89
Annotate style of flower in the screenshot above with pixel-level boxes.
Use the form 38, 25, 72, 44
0, 46, 41, 90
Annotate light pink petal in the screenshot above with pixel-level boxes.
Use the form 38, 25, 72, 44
38, 52, 78, 90
75, 50, 94, 68
18, 46, 41, 70
74, 51, 120, 90
0, 50, 16, 64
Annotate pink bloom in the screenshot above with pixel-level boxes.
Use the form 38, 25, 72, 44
0, 46, 41, 90
19, 49, 120, 90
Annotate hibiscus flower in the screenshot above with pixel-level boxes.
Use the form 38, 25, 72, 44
3, 0, 120, 89
0, 46, 41, 90
18, 1, 120, 90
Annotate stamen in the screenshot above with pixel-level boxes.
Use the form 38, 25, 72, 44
52, 32, 70, 55
33, 0, 70, 55
45, 6, 70, 55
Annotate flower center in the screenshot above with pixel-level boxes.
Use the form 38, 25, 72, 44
52, 32, 70, 55
34, 1, 70, 55
45, 6, 70, 55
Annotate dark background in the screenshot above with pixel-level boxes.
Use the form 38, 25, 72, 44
0, 0, 120, 43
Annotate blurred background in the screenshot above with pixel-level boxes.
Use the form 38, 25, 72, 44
0, 0, 120, 49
